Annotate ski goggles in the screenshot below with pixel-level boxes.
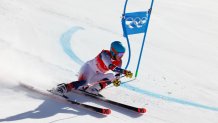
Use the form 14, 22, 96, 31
116, 52, 124, 58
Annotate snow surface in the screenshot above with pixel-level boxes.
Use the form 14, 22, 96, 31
0, 0, 218, 123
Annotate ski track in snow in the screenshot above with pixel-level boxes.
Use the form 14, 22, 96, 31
60, 26, 85, 66
59, 26, 218, 112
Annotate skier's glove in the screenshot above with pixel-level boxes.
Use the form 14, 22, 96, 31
113, 79, 121, 87
124, 70, 133, 78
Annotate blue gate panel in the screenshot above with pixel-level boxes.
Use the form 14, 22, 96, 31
122, 11, 148, 37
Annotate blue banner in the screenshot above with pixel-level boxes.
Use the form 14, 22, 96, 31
123, 11, 149, 37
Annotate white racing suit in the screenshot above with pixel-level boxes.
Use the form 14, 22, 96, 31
76, 50, 122, 92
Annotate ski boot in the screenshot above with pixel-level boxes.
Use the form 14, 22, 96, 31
84, 84, 101, 95
50, 83, 69, 96
83, 78, 111, 96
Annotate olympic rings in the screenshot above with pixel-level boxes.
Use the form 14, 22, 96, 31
125, 16, 147, 29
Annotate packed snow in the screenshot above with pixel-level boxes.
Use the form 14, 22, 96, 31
0, 0, 218, 123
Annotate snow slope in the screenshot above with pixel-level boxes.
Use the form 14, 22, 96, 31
0, 0, 218, 122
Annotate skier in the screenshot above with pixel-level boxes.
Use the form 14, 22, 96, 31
53, 41, 133, 95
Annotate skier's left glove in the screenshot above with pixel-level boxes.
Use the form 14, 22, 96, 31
113, 79, 121, 87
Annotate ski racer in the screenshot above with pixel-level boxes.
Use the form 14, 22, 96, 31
53, 41, 133, 95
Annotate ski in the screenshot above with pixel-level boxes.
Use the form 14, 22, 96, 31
74, 90, 146, 114
19, 83, 111, 115
47, 90, 111, 115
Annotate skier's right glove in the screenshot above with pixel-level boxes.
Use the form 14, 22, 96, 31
123, 70, 133, 78
113, 79, 121, 87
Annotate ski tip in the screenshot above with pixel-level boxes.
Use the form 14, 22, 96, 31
138, 108, 147, 113
101, 109, 111, 115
